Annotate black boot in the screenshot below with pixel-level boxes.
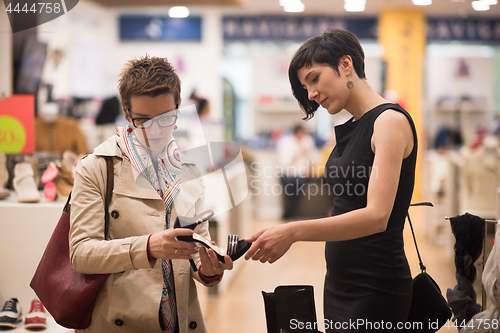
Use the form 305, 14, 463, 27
263, 285, 322, 333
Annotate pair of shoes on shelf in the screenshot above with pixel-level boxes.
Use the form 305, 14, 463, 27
13, 163, 40, 203
41, 163, 59, 202
0, 298, 47, 330
55, 151, 78, 199
0, 188, 10, 200
40, 151, 78, 202
25, 299, 47, 330
174, 210, 251, 263
0, 152, 10, 200
61, 151, 78, 175
0, 298, 22, 329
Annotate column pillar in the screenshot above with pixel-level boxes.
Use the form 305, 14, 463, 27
379, 9, 426, 200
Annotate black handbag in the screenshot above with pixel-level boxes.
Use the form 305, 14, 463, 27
404, 202, 452, 333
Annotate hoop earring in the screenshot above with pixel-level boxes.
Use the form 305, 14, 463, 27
347, 78, 354, 89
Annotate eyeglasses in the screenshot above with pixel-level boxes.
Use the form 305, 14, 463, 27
127, 109, 179, 129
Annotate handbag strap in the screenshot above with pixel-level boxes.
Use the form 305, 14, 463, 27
63, 156, 114, 240
407, 202, 434, 273
103, 156, 114, 240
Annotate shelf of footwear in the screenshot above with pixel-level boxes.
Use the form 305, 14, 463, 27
0, 190, 66, 206
0, 192, 65, 319
0, 299, 72, 332
3, 316, 72, 332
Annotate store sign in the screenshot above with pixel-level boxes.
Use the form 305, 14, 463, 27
0, 95, 34, 154
223, 16, 377, 41
120, 16, 202, 41
427, 18, 500, 43
223, 16, 500, 44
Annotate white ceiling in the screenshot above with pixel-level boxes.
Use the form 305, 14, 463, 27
220, 0, 500, 17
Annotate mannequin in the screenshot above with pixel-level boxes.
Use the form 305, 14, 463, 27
35, 103, 88, 155
463, 135, 500, 217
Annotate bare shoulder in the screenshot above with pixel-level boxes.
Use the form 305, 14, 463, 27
374, 109, 412, 131
372, 109, 414, 156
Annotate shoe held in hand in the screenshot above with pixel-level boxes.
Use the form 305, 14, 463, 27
175, 210, 251, 263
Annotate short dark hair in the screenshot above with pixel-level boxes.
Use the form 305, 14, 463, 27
118, 55, 181, 112
288, 28, 366, 120
293, 124, 305, 135
196, 99, 209, 116
190, 90, 210, 116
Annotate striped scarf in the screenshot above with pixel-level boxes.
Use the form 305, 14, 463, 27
116, 125, 181, 333
116, 125, 182, 208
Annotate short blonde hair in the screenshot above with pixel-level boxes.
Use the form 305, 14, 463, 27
118, 55, 181, 112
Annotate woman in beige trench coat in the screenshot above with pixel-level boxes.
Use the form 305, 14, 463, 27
69, 56, 232, 333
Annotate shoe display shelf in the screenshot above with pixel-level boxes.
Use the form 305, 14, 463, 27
0, 191, 72, 332
1, 316, 72, 332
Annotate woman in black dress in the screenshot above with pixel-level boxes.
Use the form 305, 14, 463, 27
245, 28, 417, 332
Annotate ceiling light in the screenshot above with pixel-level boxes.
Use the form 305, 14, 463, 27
168, 6, 190, 18
284, 3, 305, 12
283, 1, 304, 12
481, 0, 497, 5
472, 1, 490, 10
344, 0, 366, 12
412, 0, 432, 5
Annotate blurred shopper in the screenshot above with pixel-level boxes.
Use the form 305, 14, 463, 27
276, 124, 319, 219
189, 90, 222, 143
69, 56, 232, 333
245, 28, 417, 332
190, 91, 211, 120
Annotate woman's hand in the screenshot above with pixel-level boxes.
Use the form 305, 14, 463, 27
149, 229, 198, 260
244, 224, 295, 264
199, 242, 233, 277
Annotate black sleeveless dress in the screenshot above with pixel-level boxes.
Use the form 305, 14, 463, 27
323, 103, 416, 332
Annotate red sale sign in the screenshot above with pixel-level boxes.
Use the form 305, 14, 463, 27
0, 95, 35, 154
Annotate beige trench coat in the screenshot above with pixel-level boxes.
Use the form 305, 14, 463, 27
69, 136, 220, 333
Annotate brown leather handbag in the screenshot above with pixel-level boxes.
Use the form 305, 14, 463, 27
30, 156, 114, 329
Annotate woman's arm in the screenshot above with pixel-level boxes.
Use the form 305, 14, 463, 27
69, 156, 196, 274
69, 155, 149, 274
245, 109, 415, 263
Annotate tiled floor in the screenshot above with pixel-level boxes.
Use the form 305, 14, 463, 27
198, 206, 478, 333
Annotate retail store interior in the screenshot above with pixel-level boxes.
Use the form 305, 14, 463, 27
1, 0, 500, 331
